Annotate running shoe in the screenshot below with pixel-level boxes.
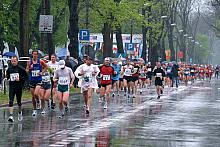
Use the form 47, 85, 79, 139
58, 112, 64, 119
86, 106, 89, 114
8, 116, 14, 122
140, 90, 143, 94
32, 110, 37, 117
132, 94, 136, 98
157, 96, 160, 99
112, 93, 115, 97
161, 90, 163, 95
103, 102, 108, 109
18, 111, 23, 121
41, 110, 46, 115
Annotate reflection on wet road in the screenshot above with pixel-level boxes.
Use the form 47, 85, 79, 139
1, 80, 220, 147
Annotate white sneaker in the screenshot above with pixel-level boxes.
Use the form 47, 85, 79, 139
58, 112, 64, 119
18, 112, 23, 121
8, 116, 14, 122
103, 103, 108, 109
99, 97, 102, 103
41, 110, 46, 115
32, 110, 37, 117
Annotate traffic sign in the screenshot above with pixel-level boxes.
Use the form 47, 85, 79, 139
79, 29, 90, 42
39, 15, 53, 33
126, 43, 134, 54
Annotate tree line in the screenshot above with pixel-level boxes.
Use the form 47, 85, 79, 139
0, 0, 213, 64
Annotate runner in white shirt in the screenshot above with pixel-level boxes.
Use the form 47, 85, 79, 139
47, 54, 59, 109
121, 60, 134, 97
53, 60, 75, 118
75, 56, 100, 114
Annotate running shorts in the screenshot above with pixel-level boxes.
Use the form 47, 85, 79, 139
57, 85, 69, 93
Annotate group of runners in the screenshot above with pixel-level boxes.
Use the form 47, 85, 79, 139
5, 50, 219, 122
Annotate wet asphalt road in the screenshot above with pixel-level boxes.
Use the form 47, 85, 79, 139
0, 79, 220, 147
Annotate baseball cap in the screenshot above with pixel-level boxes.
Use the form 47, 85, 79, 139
59, 60, 65, 68
104, 57, 110, 61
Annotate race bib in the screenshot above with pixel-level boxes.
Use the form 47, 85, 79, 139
147, 68, 152, 72
32, 70, 40, 77
201, 70, 204, 72
156, 73, 162, 77
185, 71, 189, 74
124, 69, 131, 75
58, 77, 69, 85
209, 70, 212, 73
167, 69, 171, 73
42, 75, 50, 82
10, 73, 19, 81
103, 75, 110, 81
191, 70, 195, 72
83, 73, 92, 83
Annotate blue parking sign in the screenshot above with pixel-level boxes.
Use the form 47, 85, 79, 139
79, 29, 90, 42
126, 43, 134, 54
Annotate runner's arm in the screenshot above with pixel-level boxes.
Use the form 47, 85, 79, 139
40, 60, 48, 74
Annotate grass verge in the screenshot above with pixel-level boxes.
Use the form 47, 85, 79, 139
0, 87, 81, 106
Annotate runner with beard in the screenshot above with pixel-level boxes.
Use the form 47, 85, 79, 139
7, 56, 27, 122
75, 56, 100, 114
153, 62, 165, 99
99, 58, 115, 109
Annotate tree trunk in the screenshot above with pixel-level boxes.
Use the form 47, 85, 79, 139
115, 26, 123, 54
168, 26, 175, 61
19, 0, 29, 56
45, 0, 54, 59
141, 8, 147, 62
102, 23, 112, 59
68, 0, 79, 59
161, 35, 166, 61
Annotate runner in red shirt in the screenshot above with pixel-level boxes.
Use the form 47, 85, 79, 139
99, 57, 115, 109
206, 65, 213, 82
199, 65, 205, 80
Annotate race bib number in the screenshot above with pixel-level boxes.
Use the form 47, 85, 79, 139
103, 75, 110, 81
185, 71, 189, 74
167, 69, 171, 73
58, 77, 69, 85
147, 68, 152, 72
83, 73, 92, 83
32, 70, 40, 77
125, 69, 131, 75
42, 76, 50, 82
156, 73, 162, 77
10, 73, 19, 81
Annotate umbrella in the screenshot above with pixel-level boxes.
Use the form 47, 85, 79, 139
57, 48, 67, 57
3, 52, 16, 57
